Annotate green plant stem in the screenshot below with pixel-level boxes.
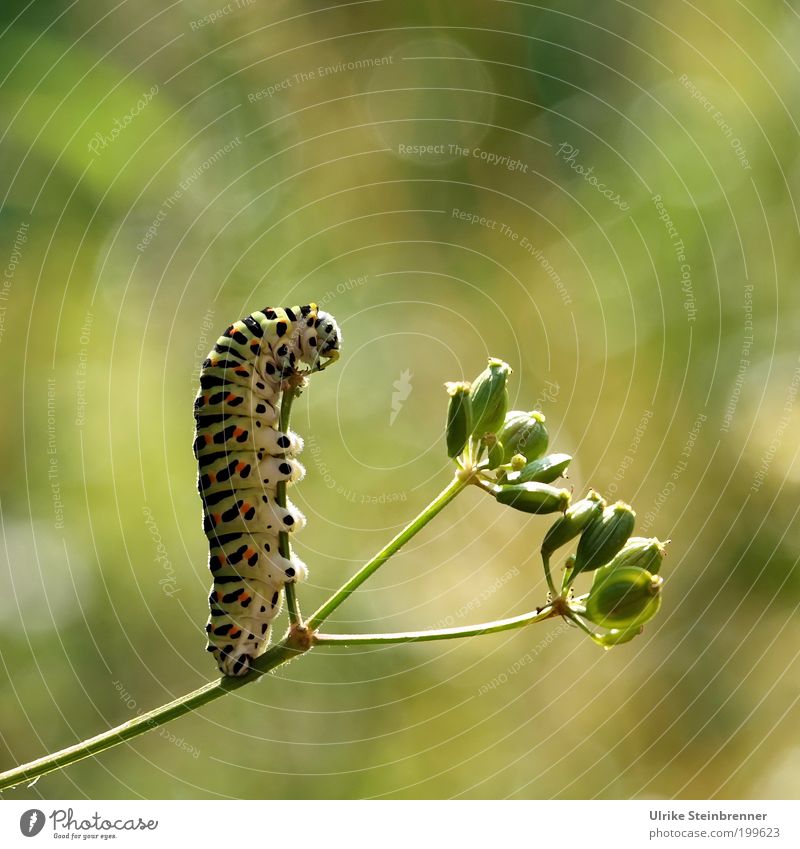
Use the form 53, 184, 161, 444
284, 577, 300, 625
314, 605, 556, 645
278, 386, 300, 625
542, 552, 558, 598
565, 608, 604, 646
307, 474, 469, 630
0, 637, 305, 793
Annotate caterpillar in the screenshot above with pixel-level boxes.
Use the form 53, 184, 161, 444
194, 303, 340, 676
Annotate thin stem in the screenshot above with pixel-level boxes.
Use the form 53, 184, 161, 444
0, 637, 305, 793
278, 386, 301, 625
564, 608, 604, 646
314, 605, 556, 645
474, 477, 499, 495
542, 552, 558, 598
284, 579, 300, 625
307, 474, 469, 630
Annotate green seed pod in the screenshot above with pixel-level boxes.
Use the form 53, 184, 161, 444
469, 358, 511, 438
513, 453, 572, 484
585, 566, 662, 629
445, 381, 472, 458
495, 482, 570, 515
498, 410, 548, 463
593, 537, 668, 586
541, 490, 605, 557
572, 501, 636, 576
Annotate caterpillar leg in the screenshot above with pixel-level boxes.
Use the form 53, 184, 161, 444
289, 554, 308, 583
209, 645, 255, 677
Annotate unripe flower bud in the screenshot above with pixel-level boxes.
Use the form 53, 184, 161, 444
509, 453, 527, 471
562, 553, 576, 586
572, 501, 636, 575
469, 358, 511, 438
498, 410, 548, 463
445, 381, 472, 458
495, 482, 570, 515
514, 453, 572, 484
541, 490, 605, 557
585, 566, 662, 629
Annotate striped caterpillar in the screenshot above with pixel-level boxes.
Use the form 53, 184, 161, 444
194, 304, 340, 676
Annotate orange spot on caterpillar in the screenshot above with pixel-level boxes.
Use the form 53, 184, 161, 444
232, 427, 245, 438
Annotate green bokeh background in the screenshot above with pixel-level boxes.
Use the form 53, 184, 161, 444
1, 0, 799, 799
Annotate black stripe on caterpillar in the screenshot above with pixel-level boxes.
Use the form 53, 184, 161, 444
194, 303, 340, 676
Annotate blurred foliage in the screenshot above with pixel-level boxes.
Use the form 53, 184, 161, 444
1, 0, 799, 799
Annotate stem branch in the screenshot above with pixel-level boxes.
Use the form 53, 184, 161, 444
542, 552, 558, 598
314, 605, 556, 645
